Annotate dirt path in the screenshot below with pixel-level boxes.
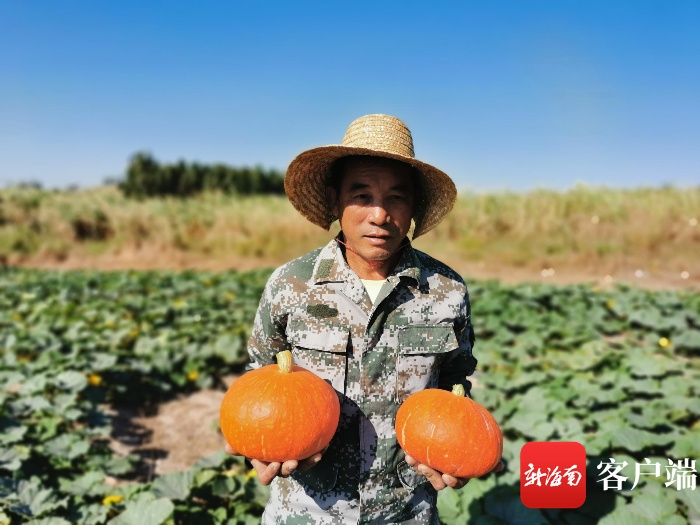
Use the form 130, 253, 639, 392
17, 248, 700, 292
107, 376, 238, 478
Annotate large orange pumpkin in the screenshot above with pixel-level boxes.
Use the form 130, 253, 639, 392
395, 384, 503, 478
220, 350, 340, 462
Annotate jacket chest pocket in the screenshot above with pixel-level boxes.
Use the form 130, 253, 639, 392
396, 324, 458, 403
286, 316, 350, 394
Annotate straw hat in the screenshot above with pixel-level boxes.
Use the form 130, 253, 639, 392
284, 114, 457, 238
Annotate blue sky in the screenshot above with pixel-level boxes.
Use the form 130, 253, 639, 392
1, 1, 698, 192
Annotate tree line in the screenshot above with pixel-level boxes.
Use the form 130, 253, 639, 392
118, 152, 285, 198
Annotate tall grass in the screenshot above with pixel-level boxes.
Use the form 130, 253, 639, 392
1, 185, 698, 278
431, 186, 700, 271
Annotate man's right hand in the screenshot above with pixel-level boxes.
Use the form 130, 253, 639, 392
224, 442, 326, 486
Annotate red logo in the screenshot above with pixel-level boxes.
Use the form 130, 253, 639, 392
520, 441, 586, 508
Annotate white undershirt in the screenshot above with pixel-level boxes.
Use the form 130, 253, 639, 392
360, 279, 385, 304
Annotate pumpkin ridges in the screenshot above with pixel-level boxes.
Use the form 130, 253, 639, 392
281, 369, 331, 458
276, 366, 334, 459
395, 387, 502, 478
451, 403, 494, 476
466, 402, 501, 475
220, 353, 340, 462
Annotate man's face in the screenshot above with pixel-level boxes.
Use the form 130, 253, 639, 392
328, 157, 416, 264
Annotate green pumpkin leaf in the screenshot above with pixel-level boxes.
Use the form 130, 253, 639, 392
437, 487, 471, 522
9, 395, 52, 415
59, 471, 106, 496
54, 370, 88, 392
484, 488, 547, 525
90, 352, 118, 370
18, 374, 48, 396
211, 333, 247, 363
437, 475, 498, 521
627, 356, 681, 378
12, 477, 66, 517
25, 519, 73, 525
152, 470, 194, 500
670, 429, 700, 457
0, 446, 27, 471
194, 468, 218, 487
626, 492, 678, 522
673, 329, 700, 354
0, 418, 27, 446
613, 427, 673, 452
505, 412, 548, 440
623, 410, 666, 430
71, 503, 111, 525
193, 449, 230, 470
107, 495, 174, 525
597, 507, 656, 525
44, 434, 90, 460
627, 309, 664, 330
677, 485, 700, 515
661, 516, 693, 525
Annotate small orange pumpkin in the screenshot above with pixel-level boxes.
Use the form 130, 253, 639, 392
395, 384, 503, 478
220, 350, 340, 462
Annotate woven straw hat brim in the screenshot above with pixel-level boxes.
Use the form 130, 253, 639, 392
285, 145, 456, 238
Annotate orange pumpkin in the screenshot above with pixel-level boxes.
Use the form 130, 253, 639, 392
395, 384, 503, 478
220, 350, 340, 462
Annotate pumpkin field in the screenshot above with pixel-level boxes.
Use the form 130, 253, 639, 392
1, 267, 699, 524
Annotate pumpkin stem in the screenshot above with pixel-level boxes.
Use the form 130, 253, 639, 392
452, 384, 466, 397
276, 350, 294, 373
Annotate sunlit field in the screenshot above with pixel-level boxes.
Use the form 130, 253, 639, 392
1, 185, 699, 523
1, 185, 698, 288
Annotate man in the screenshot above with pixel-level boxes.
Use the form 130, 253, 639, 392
225, 114, 503, 523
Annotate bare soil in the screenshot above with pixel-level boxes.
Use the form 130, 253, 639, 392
106, 375, 238, 479
17, 247, 700, 292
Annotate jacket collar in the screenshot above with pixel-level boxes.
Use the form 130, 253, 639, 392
312, 232, 421, 286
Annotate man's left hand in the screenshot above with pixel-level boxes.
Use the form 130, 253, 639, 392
405, 454, 505, 490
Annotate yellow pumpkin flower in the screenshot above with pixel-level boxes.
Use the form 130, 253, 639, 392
187, 370, 199, 382
102, 494, 124, 506
658, 337, 670, 348
88, 374, 103, 387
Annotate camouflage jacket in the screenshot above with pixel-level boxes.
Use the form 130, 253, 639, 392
247, 234, 477, 525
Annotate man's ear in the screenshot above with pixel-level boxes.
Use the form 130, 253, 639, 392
326, 186, 338, 218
